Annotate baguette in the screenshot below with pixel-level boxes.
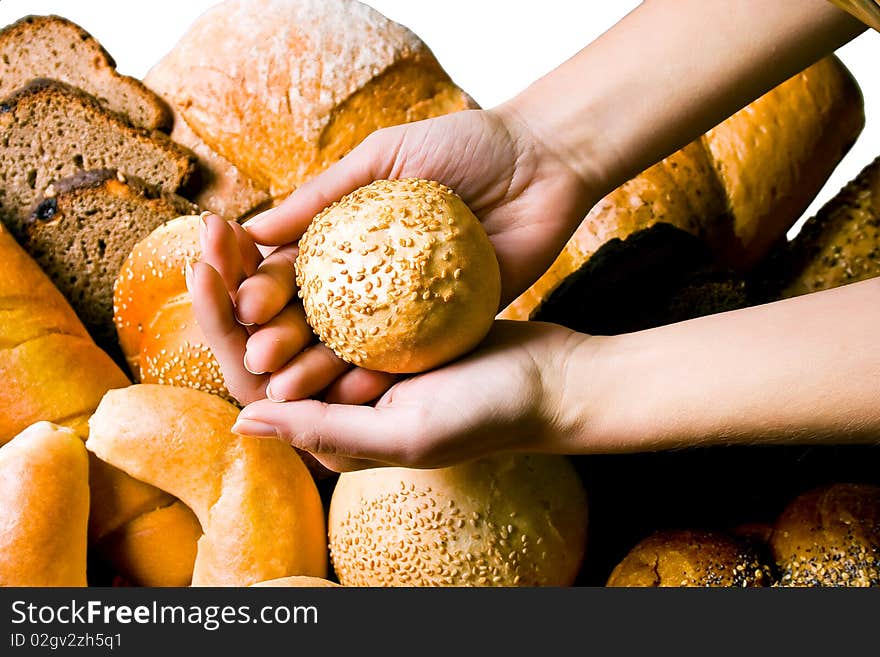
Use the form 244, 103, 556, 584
502, 55, 863, 320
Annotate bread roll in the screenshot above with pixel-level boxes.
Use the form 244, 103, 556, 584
297, 179, 501, 373
329, 454, 588, 586
144, 0, 475, 203
759, 156, 880, 300
770, 483, 880, 587
251, 576, 340, 587
0, 422, 89, 586
502, 55, 863, 320
0, 221, 200, 586
114, 215, 229, 400
606, 529, 774, 587
87, 384, 328, 586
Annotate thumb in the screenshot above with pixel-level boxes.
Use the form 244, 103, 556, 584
231, 398, 426, 466
242, 128, 400, 246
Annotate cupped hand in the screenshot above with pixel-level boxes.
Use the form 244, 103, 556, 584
229, 320, 589, 472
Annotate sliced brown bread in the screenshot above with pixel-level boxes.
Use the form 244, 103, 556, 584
25, 169, 197, 350
0, 78, 195, 241
0, 15, 171, 131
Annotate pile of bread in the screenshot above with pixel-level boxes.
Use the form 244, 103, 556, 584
1, 0, 878, 588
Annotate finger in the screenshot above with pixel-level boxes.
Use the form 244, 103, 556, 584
201, 213, 245, 295
265, 343, 350, 402
323, 368, 398, 405
310, 453, 390, 473
234, 245, 300, 326
242, 129, 397, 246
228, 221, 262, 277
232, 398, 423, 465
243, 304, 315, 374
188, 262, 267, 405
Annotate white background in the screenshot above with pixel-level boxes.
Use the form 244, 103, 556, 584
1, 0, 878, 238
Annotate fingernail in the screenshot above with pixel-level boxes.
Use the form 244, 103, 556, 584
243, 353, 265, 375
235, 308, 255, 327
242, 208, 273, 229
199, 218, 208, 254
266, 384, 287, 403
184, 261, 194, 293
232, 419, 279, 438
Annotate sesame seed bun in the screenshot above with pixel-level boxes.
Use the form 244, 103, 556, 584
770, 483, 880, 587
328, 454, 588, 586
606, 529, 774, 587
296, 178, 501, 373
113, 215, 230, 400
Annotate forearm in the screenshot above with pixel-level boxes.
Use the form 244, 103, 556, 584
560, 279, 880, 452
501, 0, 865, 196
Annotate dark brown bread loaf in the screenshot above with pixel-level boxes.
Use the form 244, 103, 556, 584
0, 15, 171, 131
0, 79, 195, 241
25, 169, 197, 349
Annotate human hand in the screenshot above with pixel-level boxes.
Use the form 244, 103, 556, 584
229, 320, 591, 472
199, 107, 598, 408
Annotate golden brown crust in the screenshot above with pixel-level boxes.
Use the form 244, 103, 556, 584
86, 384, 328, 586
147, 0, 475, 198
606, 529, 774, 587
143, 62, 272, 220
0, 422, 89, 586
328, 454, 588, 586
251, 575, 340, 587
297, 179, 500, 373
113, 215, 231, 399
98, 501, 201, 587
500, 56, 863, 321
770, 483, 880, 587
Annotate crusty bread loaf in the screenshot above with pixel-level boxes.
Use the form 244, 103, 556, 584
87, 384, 328, 586
770, 483, 880, 587
758, 156, 880, 300
606, 529, 774, 587
25, 169, 197, 351
0, 14, 171, 131
114, 215, 229, 399
145, 0, 475, 202
143, 65, 271, 220
296, 179, 501, 373
502, 55, 863, 320
0, 221, 200, 587
329, 454, 588, 586
0, 79, 195, 242
0, 422, 89, 586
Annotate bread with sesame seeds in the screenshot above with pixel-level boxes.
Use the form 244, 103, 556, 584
114, 214, 231, 400
87, 384, 328, 586
328, 454, 588, 587
606, 529, 774, 587
25, 169, 197, 353
0, 14, 171, 132
770, 483, 880, 587
756, 156, 880, 301
144, 0, 476, 202
296, 178, 501, 374
501, 55, 863, 321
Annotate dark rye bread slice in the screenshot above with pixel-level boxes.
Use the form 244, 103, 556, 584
25, 169, 197, 350
0, 78, 195, 240
0, 14, 171, 131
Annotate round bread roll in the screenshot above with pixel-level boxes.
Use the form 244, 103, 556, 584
328, 454, 588, 586
606, 529, 774, 587
251, 576, 340, 587
770, 483, 880, 587
296, 179, 501, 373
114, 215, 229, 399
